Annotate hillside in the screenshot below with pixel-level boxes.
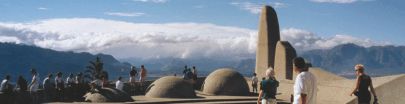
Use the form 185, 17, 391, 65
0, 43, 131, 79
301, 43, 405, 77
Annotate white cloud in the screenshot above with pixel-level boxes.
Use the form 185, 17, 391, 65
105, 12, 145, 17
132, 0, 168, 3
309, 0, 374, 4
0, 18, 387, 60
0, 36, 21, 43
280, 28, 389, 51
231, 2, 286, 14
37, 7, 48, 10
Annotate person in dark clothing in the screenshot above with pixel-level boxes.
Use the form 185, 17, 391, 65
0, 75, 13, 104
14, 75, 30, 104
16, 75, 28, 92
55, 72, 65, 101
350, 64, 378, 104
43, 74, 54, 102
258, 68, 279, 104
259, 77, 265, 92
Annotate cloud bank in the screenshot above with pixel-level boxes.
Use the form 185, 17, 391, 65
0, 18, 387, 60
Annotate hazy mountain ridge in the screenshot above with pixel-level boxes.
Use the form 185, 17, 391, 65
0, 43, 131, 78
1, 42, 404, 79
301, 43, 405, 76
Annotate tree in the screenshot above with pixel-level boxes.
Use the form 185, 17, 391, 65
85, 57, 108, 81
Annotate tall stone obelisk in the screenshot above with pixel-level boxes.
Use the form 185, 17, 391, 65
255, 5, 280, 78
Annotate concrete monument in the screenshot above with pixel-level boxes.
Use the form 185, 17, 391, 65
255, 5, 281, 79
274, 41, 297, 80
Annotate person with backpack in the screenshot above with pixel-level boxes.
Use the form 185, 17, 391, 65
257, 68, 279, 104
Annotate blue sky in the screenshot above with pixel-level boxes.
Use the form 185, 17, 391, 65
0, 0, 404, 59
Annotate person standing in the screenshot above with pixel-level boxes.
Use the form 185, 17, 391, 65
251, 73, 259, 94
257, 68, 279, 104
66, 73, 75, 87
116, 76, 124, 91
350, 64, 378, 104
16, 75, 28, 92
129, 66, 138, 86
66, 73, 75, 101
55, 72, 65, 101
292, 57, 317, 104
139, 65, 147, 90
74, 72, 84, 101
43, 74, 54, 102
15, 75, 30, 104
192, 66, 198, 81
29, 69, 40, 104
0, 75, 13, 104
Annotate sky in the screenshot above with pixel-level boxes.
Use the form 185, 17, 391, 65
0, 0, 404, 60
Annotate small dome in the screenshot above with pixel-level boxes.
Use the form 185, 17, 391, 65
202, 68, 249, 96
145, 76, 196, 98
84, 87, 133, 102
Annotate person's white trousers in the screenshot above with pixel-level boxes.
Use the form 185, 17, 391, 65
262, 98, 277, 104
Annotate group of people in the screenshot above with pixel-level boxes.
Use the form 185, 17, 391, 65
113, 65, 147, 95
182, 65, 198, 81
0, 65, 150, 104
0, 69, 88, 104
252, 57, 378, 104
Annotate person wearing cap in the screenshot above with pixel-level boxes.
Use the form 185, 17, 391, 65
257, 68, 279, 104
292, 57, 317, 104
29, 69, 40, 104
350, 64, 378, 104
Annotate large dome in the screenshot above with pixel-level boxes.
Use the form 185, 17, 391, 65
202, 68, 249, 96
145, 76, 196, 98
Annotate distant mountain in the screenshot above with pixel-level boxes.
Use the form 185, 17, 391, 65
0, 43, 131, 79
301, 43, 405, 77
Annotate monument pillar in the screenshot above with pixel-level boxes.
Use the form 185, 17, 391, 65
255, 5, 280, 78
274, 41, 297, 80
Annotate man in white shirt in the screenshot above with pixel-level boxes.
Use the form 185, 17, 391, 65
116, 76, 124, 91
293, 57, 317, 104
29, 69, 40, 104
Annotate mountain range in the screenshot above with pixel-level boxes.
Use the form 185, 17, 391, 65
0, 43, 131, 79
301, 43, 405, 77
1, 42, 404, 79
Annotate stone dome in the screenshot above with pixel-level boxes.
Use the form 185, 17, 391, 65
145, 76, 196, 98
202, 68, 249, 96
84, 87, 133, 102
